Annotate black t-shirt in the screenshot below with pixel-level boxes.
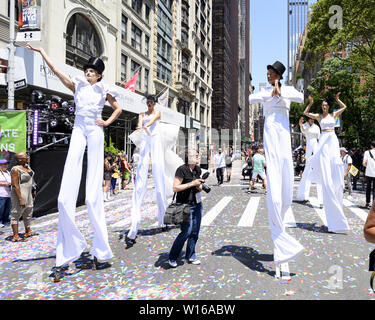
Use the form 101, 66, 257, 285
175, 164, 202, 204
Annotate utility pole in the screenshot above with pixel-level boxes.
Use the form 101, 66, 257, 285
8, 0, 15, 110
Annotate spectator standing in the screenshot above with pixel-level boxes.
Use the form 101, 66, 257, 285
0, 159, 11, 228
10, 153, 37, 242
363, 141, 375, 208
110, 157, 120, 196
351, 147, 362, 190
121, 155, 131, 190
103, 153, 113, 202
225, 149, 234, 182
340, 147, 353, 199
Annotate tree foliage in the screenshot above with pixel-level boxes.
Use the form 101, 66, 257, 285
300, 0, 375, 148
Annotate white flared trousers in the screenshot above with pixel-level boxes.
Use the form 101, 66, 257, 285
310, 132, 349, 232
264, 111, 304, 264
56, 116, 113, 267
296, 139, 323, 203
128, 134, 168, 240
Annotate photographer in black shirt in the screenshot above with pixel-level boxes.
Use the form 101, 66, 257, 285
168, 149, 205, 267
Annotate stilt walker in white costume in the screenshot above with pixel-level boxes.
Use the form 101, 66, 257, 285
125, 95, 183, 248
296, 116, 323, 206
303, 93, 350, 232
27, 45, 123, 282
249, 61, 304, 278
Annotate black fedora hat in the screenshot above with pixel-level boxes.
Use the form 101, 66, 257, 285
267, 61, 286, 80
84, 57, 105, 75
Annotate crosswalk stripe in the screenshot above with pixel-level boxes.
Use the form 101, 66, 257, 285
308, 197, 328, 226
237, 197, 260, 227
284, 207, 297, 227
343, 199, 368, 222
201, 196, 233, 226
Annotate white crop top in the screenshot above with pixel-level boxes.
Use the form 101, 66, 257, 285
320, 115, 336, 130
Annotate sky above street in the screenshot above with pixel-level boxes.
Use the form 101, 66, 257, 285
250, 0, 317, 91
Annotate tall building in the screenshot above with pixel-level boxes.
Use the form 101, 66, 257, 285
152, 0, 213, 151
238, 0, 251, 147
212, 0, 250, 149
287, 0, 309, 85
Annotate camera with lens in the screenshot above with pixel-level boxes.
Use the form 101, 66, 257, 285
200, 171, 211, 193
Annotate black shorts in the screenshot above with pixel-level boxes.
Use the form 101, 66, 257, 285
226, 164, 232, 168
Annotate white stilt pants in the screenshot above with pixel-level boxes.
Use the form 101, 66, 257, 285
128, 134, 168, 240
56, 116, 113, 267
297, 139, 323, 203
264, 111, 304, 264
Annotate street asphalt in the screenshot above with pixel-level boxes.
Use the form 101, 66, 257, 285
0, 160, 374, 300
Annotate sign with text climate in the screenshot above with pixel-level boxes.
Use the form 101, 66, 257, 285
0, 111, 27, 153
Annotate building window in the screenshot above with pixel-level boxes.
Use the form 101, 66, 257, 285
200, 107, 205, 123
144, 69, 149, 92
121, 54, 127, 81
131, 24, 142, 52
66, 14, 103, 69
145, 4, 150, 22
131, 61, 141, 90
158, 9, 172, 36
132, 0, 142, 15
145, 35, 149, 57
121, 15, 128, 42
200, 68, 205, 80
160, 0, 172, 11
157, 62, 171, 85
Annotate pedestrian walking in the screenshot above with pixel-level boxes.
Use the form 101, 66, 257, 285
248, 147, 267, 192
213, 148, 226, 186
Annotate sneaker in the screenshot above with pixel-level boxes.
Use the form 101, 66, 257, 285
190, 259, 201, 265
347, 195, 354, 201
0, 224, 4, 228
168, 260, 177, 268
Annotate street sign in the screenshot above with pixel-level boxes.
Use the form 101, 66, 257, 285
16, 31, 41, 42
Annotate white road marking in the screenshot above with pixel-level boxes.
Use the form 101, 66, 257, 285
201, 196, 233, 226
343, 199, 368, 222
309, 197, 327, 226
237, 197, 260, 227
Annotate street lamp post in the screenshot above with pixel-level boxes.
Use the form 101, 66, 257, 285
8, 0, 15, 110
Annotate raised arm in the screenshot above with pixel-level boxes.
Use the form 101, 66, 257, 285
303, 96, 320, 121
26, 45, 75, 92
332, 92, 347, 118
